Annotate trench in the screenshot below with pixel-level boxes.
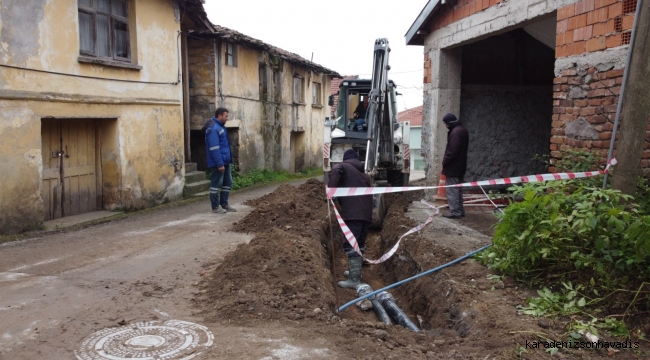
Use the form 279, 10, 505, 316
323, 192, 480, 338
197, 179, 486, 343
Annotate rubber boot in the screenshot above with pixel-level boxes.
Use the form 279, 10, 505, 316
338, 256, 362, 289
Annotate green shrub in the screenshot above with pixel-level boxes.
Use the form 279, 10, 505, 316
480, 181, 650, 307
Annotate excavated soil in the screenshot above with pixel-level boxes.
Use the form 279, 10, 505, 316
196, 179, 649, 359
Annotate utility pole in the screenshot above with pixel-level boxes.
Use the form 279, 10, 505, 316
611, 0, 650, 196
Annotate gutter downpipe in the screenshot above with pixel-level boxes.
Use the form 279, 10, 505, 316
603, 0, 642, 188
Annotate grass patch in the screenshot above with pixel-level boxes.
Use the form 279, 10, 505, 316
204, 166, 322, 191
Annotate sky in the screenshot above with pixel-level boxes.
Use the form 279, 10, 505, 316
202, 0, 429, 112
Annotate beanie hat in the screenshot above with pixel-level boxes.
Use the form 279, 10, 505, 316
443, 113, 458, 124
343, 149, 359, 161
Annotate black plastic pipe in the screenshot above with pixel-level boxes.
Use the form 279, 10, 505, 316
357, 284, 392, 325
378, 291, 420, 332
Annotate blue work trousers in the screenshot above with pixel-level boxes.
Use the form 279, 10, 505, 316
209, 164, 232, 210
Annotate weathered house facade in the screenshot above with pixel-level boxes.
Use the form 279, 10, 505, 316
0, 0, 211, 234
186, 26, 340, 174
406, 0, 648, 186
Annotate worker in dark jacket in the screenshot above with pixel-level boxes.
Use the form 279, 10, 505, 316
328, 149, 372, 288
352, 96, 369, 131
441, 113, 469, 219
205, 108, 237, 214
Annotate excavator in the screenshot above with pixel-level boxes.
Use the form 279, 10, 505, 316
323, 38, 411, 227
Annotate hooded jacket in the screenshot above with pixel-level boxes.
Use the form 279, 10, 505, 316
442, 123, 469, 178
205, 118, 232, 169
328, 155, 373, 223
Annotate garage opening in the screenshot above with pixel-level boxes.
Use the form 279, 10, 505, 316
459, 17, 556, 181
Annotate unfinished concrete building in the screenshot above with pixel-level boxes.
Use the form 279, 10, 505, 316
406, 0, 645, 186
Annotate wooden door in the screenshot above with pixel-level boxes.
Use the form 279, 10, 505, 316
42, 119, 63, 220
41, 119, 99, 220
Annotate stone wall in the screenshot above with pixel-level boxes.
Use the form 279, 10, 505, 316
187, 37, 216, 129
461, 88, 552, 181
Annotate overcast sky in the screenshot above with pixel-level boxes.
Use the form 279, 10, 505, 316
202, 0, 428, 112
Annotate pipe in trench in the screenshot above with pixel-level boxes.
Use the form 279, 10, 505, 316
337, 244, 493, 312
357, 284, 392, 325
377, 291, 420, 332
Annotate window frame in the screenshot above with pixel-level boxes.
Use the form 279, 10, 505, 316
312, 82, 322, 106
78, 0, 131, 63
293, 76, 304, 104
259, 63, 268, 100
225, 43, 237, 67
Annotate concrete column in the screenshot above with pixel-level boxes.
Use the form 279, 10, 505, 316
422, 46, 462, 199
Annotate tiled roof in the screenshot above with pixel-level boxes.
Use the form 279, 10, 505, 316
195, 25, 341, 77
179, 0, 214, 32
398, 105, 423, 127
329, 76, 359, 116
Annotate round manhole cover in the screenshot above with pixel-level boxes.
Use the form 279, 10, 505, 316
75, 320, 213, 360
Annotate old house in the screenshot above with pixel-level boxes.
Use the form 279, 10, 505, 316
0, 0, 212, 234
398, 106, 425, 171
406, 0, 647, 185
185, 25, 340, 174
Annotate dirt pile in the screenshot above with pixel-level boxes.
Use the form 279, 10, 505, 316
232, 178, 328, 240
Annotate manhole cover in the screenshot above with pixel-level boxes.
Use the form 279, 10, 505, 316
75, 320, 214, 360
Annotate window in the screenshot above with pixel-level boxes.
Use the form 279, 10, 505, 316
259, 64, 268, 100
272, 70, 281, 102
78, 0, 130, 61
226, 43, 237, 67
293, 77, 304, 104
312, 82, 322, 106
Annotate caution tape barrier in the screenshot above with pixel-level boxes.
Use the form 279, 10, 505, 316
326, 158, 617, 199
327, 158, 616, 265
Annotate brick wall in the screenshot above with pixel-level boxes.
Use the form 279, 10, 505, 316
424, 53, 431, 84
552, 0, 650, 173
556, 0, 637, 57
428, 0, 506, 32
551, 66, 650, 171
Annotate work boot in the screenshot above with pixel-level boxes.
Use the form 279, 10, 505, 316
338, 256, 362, 289
222, 204, 237, 212
212, 206, 226, 214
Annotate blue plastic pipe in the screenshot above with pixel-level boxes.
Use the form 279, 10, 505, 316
336, 244, 493, 313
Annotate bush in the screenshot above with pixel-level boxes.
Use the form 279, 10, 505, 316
480, 181, 650, 308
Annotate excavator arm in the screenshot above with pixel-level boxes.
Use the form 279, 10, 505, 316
364, 38, 396, 179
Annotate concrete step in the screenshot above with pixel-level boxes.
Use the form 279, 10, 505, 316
184, 179, 210, 198
193, 190, 210, 197
185, 163, 197, 173
185, 170, 207, 184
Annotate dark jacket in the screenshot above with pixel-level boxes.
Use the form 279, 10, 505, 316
354, 102, 368, 119
442, 123, 469, 178
205, 118, 232, 169
328, 158, 373, 223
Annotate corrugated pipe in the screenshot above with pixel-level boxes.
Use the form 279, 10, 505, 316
337, 244, 493, 313
357, 284, 393, 325
377, 291, 420, 332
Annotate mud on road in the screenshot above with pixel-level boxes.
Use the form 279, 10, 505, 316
197, 179, 650, 359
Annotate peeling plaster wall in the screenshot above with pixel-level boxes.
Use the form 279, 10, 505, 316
0, 0, 184, 234
187, 39, 330, 174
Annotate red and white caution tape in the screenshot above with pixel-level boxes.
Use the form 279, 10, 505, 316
326, 158, 617, 199
327, 158, 617, 264
331, 199, 440, 264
